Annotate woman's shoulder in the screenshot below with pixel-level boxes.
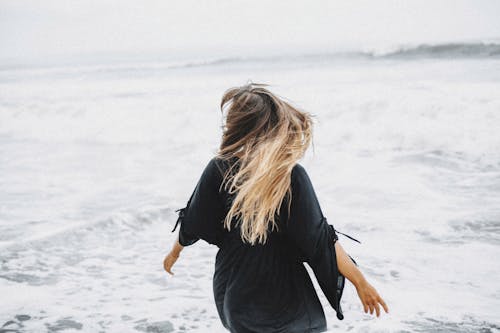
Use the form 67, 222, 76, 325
211, 155, 242, 173
208, 156, 237, 184
192, 157, 225, 187
291, 163, 307, 183
209, 156, 306, 183
211, 156, 230, 172
291, 162, 305, 174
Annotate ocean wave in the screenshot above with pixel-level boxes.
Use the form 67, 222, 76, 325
0, 206, 174, 251
2, 42, 499, 76
168, 42, 500, 65
375, 42, 500, 59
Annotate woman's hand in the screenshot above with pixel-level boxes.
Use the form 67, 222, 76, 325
163, 251, 179, 275
355, 280, 389, 317
164, 236, 184, 276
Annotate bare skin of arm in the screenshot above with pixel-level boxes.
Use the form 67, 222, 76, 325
335, 241, 389, 317
163, 236, 183, 275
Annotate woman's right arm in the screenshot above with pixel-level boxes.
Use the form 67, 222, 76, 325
164, 158, 226, 276
334, 241, 389, 317
163, 235, 184, 275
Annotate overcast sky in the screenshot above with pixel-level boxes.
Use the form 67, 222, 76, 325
1, 0, 500, 66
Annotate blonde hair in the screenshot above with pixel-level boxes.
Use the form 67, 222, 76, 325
216, 83, 314, 245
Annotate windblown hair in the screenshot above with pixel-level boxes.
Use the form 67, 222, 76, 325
216, 83, 314, 245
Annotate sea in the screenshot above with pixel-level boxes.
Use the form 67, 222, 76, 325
1, 43, 500, 332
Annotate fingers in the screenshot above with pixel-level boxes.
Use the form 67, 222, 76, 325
378, 296, 389, 313
163, 256, 176, 276
365, 301, 377, 316
363, 295, 388, 317
357, 282, 389, 318
165, 262, 174, 275
372, 292, 389, 317
368, 297, 380, 317
362, 298, 373, 315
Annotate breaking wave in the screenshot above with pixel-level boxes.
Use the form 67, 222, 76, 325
2, 42, 500, 75
376, 42, 500, 59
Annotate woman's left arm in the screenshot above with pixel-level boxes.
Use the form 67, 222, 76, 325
334, 241, 389, 317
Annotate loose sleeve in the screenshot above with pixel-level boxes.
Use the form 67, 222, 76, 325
284, 164, 347, 320
172, 158, 225, 247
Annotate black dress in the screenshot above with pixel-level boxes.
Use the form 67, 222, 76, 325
172, 157, 357, 333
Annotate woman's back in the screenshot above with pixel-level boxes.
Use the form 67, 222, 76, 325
173, 157, 346, 333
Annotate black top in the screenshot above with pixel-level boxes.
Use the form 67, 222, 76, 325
172, 157, 356, 333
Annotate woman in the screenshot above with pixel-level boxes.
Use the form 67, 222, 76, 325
164, 83, 388, 333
